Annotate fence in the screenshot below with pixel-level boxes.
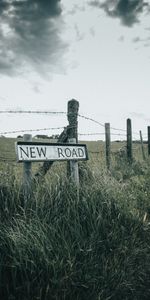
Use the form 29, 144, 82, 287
0, 99, 150, 173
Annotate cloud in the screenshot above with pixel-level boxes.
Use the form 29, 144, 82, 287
0, 0, 67, 76
89, 0, 149, 26
74, 24, 85, 41
66, 4, 86, 16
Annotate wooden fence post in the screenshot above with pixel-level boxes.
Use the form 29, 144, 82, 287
139, 130, 146, 160
68, 138, 79, 186
105, 123, 111, 170
23, 134, 32, 204
148, 126, 150, 156
67, 99, 79, 187
127, 118, 132, 162
67, 99, 79, 142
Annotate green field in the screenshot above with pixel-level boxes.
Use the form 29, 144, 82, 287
0, 137, 150, 299
0, 136, 147, 176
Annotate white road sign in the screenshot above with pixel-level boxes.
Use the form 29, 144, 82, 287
16, 142, 88, 162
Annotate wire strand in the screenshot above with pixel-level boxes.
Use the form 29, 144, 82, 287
0, 110, 67, 115
0, 126, 65, 135
78, 114, 105, 127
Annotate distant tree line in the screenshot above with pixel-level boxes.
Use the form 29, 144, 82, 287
17, 134, 60, 139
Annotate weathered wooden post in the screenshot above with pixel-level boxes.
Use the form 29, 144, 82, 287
67, 99, 79, 186
68, 138, 79, 185
105, 123, 111, 170
127, 118, 133, 162
148, 126, 150, 156
23, 134, 32, 204
67, 99, 79, 142
139, 130, 146, 160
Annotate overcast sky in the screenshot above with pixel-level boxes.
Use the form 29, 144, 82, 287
0, 0, 150, 140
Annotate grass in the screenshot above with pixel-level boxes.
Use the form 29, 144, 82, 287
0, 156, 150, 299
0, 137, 150, 299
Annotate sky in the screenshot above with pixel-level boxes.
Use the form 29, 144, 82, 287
0, 0, 150, 141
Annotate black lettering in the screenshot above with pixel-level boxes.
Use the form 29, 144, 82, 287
72, 148, 78, 157
30, 147, 36, 158
78, 148, 84, 157
58, 147, 65, 158
65, 148, 71, 157
37, 147, 47, 157
20, 147, 29, 158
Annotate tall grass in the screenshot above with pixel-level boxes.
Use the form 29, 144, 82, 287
0, 159, 150, 299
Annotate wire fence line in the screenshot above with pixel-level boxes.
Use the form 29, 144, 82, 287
0, 110, 139, 134
0, 110, 147, 139
0, 128, 141, 139
0, 110, 67, 115
0, 126, 65, 135
78, 114, 105, 128
0, 104, 149, 176
78, 132, 127, 137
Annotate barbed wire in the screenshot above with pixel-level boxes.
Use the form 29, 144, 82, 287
0, 126, 65, 135
109, 126, 126, 132
0, 128, 147, 139
78, 132, 105, 136
78, 114, 133, 134
0, 110, 67, 115
78, 114, 105, 127
0, 129, 127, 137
78, 132, 127, 137
0, 110, 147, 137
78, 115, 140, 135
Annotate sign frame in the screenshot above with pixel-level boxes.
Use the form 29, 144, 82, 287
16, 141, 88, 162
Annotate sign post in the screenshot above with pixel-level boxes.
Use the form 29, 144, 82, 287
22, 134, 32, 206
16, 140, 88, 199
67, 99, 79, 181
68, 138, 79, 186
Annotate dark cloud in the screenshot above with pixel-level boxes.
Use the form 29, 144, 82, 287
0, 0, 67, 76
89, 0, 149, 26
